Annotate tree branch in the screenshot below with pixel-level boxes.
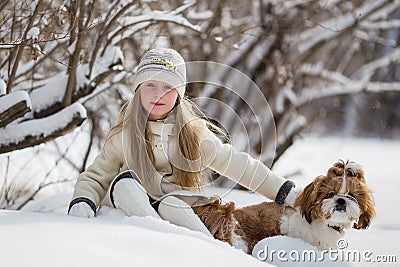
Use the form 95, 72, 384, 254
88, 1, 136, 78
63, 0, 87, 107
0, 103, 87, 154
0, 91, 32, 127
5, 0, 43, 94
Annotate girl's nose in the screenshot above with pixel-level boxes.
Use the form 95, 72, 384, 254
154, 85, 164, 98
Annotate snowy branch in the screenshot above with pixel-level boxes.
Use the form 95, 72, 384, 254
0, 103, 87, 154
0, 78, 6, 96
352, 48, 400, 80
300, 63, 353, 85
108, 8, 201, 46
0, 91, 32, 127
296, 82, 400, 109
88, 1, 137, 77
13, 46, 123, 119
288, 0, 393, 56
360, 19, 400, 30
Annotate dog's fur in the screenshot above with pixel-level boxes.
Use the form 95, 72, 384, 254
193, 160, 375, 253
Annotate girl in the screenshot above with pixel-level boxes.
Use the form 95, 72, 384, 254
68, 48, 298, 236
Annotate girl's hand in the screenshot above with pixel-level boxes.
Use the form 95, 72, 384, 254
68, 202, 95, 218
284, 186, 303, 207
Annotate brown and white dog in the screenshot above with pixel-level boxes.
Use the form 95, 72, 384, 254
193, 160, 375, 253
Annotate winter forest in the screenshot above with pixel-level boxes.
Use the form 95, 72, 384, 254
2, 0, 399, 210
0, 0, 400, 266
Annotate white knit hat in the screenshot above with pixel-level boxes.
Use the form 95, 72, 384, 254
133, 48, 186, 99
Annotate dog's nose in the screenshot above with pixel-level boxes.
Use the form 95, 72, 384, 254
337, 198, 346, 206
335, 198, 347, 212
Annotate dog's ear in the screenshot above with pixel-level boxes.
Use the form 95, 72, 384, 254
353, 187, 376, 230
295, 177, 322, 224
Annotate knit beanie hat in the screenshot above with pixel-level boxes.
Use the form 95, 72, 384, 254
133, 48, 186, 99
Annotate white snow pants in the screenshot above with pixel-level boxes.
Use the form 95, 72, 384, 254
110, 171, 212, 237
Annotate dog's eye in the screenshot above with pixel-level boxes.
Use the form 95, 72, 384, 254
346, 169, 356, 177
333, 169, 342, 177
326, 192, 335, 198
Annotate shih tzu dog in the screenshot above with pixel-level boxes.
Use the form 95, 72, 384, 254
193, 160, 375, 253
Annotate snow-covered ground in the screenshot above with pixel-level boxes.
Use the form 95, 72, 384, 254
0, 207, 269, 267
1, 137, 399, 267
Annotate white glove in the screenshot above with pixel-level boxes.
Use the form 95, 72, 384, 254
68, 202, 95, 218
284, 186, 303, 207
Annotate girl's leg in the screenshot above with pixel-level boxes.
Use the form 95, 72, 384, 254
110, 171, 160, 218
158, 195, 212, 237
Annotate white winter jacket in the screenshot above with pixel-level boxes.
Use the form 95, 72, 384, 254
71, 119, 290, 210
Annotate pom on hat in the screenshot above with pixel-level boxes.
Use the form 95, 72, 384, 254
133, 48, 186, 99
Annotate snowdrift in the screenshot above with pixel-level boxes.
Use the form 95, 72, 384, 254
0, 207, 270, 267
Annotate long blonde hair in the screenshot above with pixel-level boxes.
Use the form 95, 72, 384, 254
106, 87, 225, 193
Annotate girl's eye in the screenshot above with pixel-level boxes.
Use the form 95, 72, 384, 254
146, 83, 155, 87
163, 86, 172, 91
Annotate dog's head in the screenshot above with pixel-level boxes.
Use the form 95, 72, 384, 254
294, 160, 375, 233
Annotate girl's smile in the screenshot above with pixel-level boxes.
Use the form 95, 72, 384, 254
151, 101, 165, 106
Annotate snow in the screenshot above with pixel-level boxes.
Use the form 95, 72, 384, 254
0, 207, 271, 267
84, 45, 124, 80
0, 78, 6, 96
29, 73, 69, 114
27, 27, 40, 40
214, 36, 223, 42
187, 9, 214, 20
0, 91, 31, 114
0, 43, 19, 49
0, 103, 86, 146
1, 137, 399, 266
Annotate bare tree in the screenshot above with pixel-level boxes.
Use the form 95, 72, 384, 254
1, 0, 399, 209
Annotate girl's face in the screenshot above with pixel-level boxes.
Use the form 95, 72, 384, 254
139, 80, 179, 121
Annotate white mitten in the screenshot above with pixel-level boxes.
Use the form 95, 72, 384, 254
68, 202, 95, 218
284, 186, 303, 207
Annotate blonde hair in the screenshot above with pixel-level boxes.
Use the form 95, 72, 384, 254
106, 86, 226, 193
